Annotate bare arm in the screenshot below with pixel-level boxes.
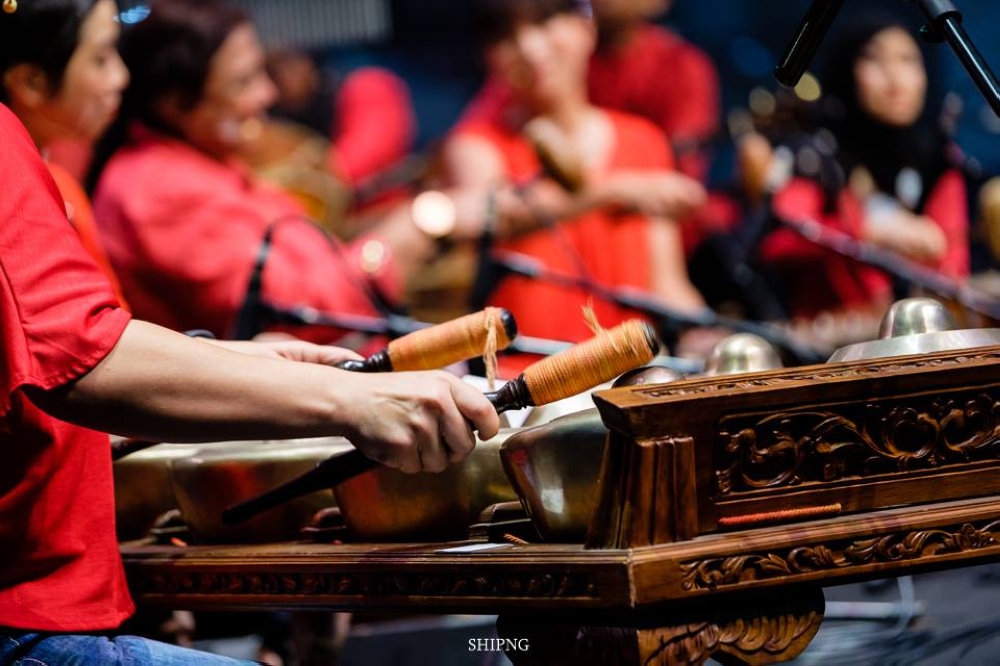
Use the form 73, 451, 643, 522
647, 216, 707, 312
28, 320, 500, 473
442, 134, 707, 238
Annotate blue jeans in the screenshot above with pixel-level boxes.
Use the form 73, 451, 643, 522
0, 632, 259, 666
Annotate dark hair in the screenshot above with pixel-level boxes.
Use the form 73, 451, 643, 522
117, 0, 248, 132
475, 0, 580, 45
88, 0, 247, 191
817, 4, 952, 212
0, 0, 99, 104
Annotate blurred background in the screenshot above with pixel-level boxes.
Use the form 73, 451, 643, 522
187, 0, 1000, 179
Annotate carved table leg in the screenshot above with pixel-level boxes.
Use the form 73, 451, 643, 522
497, 587, 824, 666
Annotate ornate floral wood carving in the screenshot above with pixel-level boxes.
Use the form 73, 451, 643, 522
716, 392, 1000, 495
637, 351, 1000, 399
501, 591, 823, 665
129, 569, 600, 601
681, 520, 1000, 592
639, 607, 823, 666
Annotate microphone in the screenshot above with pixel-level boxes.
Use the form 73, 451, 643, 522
780, 214, 1000, 321
231, 225, 275, 340
490, 250, 829, 364
774, 0, 846, 88
468, 191, 504, 312
522, 117, 585, 193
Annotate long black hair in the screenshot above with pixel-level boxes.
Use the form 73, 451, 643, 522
0, 0, 99, 103
817, 6, 953, 213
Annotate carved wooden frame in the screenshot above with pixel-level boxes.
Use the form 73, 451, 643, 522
591, 345, 1000, 548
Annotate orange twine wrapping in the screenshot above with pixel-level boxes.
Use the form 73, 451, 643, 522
523, 319, 659, 406
717, 503, 843, 529
387, 307, 512, 372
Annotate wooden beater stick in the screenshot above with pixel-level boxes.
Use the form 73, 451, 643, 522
336, 307, 517, 372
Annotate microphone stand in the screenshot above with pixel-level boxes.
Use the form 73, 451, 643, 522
910, 0, 1000, 117
776, 0, 1000, 117
492, 250, 829, 365
779, 215, 1000, 321
244, 296, 606, 361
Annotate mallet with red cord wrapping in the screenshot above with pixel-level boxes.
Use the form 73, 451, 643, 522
222, 319, 661, 525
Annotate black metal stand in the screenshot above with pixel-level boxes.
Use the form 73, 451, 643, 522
776, 0, 1000, 117
912, 0, 1000, 116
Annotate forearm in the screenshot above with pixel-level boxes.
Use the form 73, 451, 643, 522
648, 218, 706, 312
367, 203, 438, 285
30, 320, 356, 442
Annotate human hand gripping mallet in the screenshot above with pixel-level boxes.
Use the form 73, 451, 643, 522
222, 319, 661, 525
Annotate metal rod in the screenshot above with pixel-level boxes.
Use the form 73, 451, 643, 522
938, 16, 1000, 117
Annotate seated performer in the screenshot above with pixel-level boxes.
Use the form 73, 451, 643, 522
760, 11, 969, 326
462, 0, 719, 183
91, 0, 479, 340
0, 90, 499, 666
0, 0, 129, 306
445, 0, 707, 359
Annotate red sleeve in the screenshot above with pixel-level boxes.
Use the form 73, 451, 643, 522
762, 178, 840, 265
331, 68, 416, 185
924, 169, 969, 278
457, 76, 514, 129
660, 44, 719, 181
101, 168, 382, 335
660, 45, 720, 143
0, 106, 130, 416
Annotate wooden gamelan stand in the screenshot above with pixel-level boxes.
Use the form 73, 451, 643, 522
121, 344, 1000, 665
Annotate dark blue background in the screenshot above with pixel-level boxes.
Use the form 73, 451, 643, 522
320, 0, 1000, 185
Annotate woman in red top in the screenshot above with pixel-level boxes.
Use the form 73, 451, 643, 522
91, 0, 467, 341
761, 12, 969, 325
0, 0, 129, 308
461, 0, 719, 183
445, 0, 706, 365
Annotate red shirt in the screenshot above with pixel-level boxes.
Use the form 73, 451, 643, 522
331, 67, 416, 186
47, 162, 129, 310
0, 104, 133, 630
763, 172, 969, 318
456, 111, 673, 370
462, 25, 719, 182
93, 129, 399, 339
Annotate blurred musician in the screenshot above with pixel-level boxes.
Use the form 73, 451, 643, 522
0, 0, 129, 307
239, 50, 417, 230
759, 9, 969, 340
462, 0, 720, 184
90, 0, 483, 341
0, 75, 500, 666
444, 0, 707, 365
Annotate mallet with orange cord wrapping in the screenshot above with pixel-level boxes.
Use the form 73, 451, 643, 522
335, 307, 517, 373
222, 319, 661, 525
112, 308, 518, 461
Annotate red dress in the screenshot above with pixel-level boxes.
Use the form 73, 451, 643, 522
763, 172, 969, 318
455, 111, 674, 365
0, 104, 134, 630
93, 128, 401, 339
